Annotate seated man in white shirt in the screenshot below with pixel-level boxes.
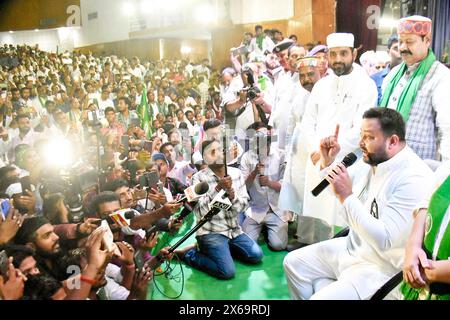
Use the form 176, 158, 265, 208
160, 141, 196, 186
240, 122, 289, 251
283, 108, 435, 300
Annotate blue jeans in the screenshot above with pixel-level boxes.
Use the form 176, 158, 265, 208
184, 233, 263, 280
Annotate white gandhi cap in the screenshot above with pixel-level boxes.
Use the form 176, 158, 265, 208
326, 33, 355, 49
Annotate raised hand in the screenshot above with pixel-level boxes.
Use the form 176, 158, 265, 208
84, 228, 112, 272
0, 257, 26, 300
116, 241, 135, 267
161, 202, 183, 218
0, 205, 25, 245
319, 124, 341, 168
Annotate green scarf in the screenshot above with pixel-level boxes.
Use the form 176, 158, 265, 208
258, 75, 267, 91
401, 175, 450, 300
256, 35, 264, 51
379, 50, 436, 122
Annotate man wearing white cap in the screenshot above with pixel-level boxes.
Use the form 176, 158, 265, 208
297, 32, 378, 245
381, 15, 450, 162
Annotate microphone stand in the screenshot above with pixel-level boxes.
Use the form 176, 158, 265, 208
223, 134, 228, 177
144, 186, 150, 212
146, 193, 228, 270
256, 135, 267, 192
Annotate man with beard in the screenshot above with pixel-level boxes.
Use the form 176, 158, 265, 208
14, 216, 72, 281
173, 139, 262, 280
277, 57, 323, 250
380, 16, 450, 162
284, 108, 435, 300
13, 216, 99, 281
299, 33, 378, 244
263, 53, 282, 84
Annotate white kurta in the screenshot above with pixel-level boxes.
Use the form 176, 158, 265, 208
284, 147, 436, 300
269, 70, 299, 150
279, 86, 311, 214
300, 63, 378, 228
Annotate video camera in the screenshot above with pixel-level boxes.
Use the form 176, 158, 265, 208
40, 169, 99, 223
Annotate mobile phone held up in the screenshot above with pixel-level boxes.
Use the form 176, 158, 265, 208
1, 199, 11, 220
139, 171, 159, 190
20, 176, 32, 195
0, 250, 9, 276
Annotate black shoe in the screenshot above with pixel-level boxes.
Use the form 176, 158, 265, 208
286, 242, 309, 252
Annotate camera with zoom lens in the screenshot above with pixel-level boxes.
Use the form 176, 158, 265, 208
246, 86, 261, 101
40, 169, 98, 224
241, 67, 260, 101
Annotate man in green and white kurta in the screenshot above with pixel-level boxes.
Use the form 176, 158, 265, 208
381, 15, 450, 162
299, 33, 378, 243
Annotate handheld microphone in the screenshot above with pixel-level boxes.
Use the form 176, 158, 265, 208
175, 182, 209, 204
109, 209, 139, 227
311, 152, 357, 197
208, 189, 232, 213
93, 210, 138, 226
173, 182, 209, 223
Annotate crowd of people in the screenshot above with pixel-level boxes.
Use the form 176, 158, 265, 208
0, 15, 450, 300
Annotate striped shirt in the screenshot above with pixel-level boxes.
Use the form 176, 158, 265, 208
192, 166, 249, 238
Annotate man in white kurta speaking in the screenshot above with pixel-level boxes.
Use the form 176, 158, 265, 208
298, 33, 378, 245
283, 108, 435, 300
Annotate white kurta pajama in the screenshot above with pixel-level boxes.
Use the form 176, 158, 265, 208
299, 63, 378, 242
284, 146, 435, 300
279, 86, 311, 214
269, 70, 299, 151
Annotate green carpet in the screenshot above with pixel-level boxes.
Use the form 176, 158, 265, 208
147, 215, 291, 300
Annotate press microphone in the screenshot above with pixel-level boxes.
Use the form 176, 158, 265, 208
108, 209, 140, 227
93, 209, 138, 226
173, 182, 210, 223
175, 182, 210, 204
207, 189, 232, 214
311, 152, 357, 197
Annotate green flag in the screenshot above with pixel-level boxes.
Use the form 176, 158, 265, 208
137, 87, 153, 139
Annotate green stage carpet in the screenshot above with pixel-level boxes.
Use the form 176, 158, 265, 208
148, 215, 291, 300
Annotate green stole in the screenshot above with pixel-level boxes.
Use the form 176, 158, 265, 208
256, 35, 264, 51
258, 75, 267, 91
401, 175, 450, 300
38, 95, 47, 110
379, 50, 436, 122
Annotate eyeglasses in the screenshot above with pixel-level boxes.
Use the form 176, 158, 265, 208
370, 198, 379, 219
